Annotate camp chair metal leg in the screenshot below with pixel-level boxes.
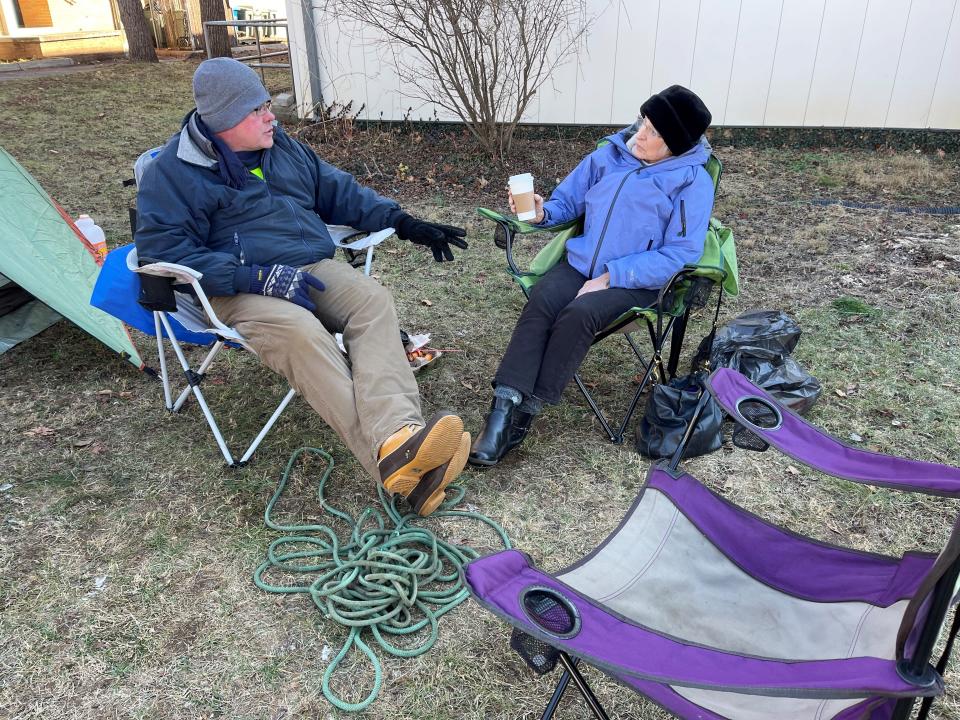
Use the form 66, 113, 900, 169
556, 653, 610, 720
891, 698, 916, 720
154, 312, 173, 410
157, 314, 236, 466
613, 354, 660, 444
172, 341, 225, 413
238, 388, 297, 464
666, 306, 692, 379
573, 373, 618, 442
645, 317, 675, 383
542, 656, 610, 720
576, 317, 674, 444
541, 665, 574, 720
623, 332, 645, 361
363, 246, 374, 276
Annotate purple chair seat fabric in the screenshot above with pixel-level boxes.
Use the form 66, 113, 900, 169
464, 369, 960, 720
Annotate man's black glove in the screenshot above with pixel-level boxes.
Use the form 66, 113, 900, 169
394, 212, 468, 262
245, 264, 325, 312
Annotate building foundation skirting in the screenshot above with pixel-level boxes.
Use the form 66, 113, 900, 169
0, 31, 124, 62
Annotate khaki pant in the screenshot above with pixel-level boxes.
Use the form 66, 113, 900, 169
209, 259, 422, 480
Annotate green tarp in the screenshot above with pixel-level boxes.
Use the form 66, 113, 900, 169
0, 147, 142, 368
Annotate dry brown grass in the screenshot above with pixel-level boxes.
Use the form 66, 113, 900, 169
2, 61, 960, 719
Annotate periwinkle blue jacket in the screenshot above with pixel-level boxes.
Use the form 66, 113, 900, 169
540, 129, 715, 290
135, 111, 403, 297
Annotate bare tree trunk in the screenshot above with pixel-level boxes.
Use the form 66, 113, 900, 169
116, 0, 159, 63
199, 0, 231, 58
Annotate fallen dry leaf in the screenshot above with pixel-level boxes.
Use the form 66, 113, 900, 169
421, 298, 433, 306
25, 426, 56, 438
73, 438, 94, 448
834, 389, 846, 398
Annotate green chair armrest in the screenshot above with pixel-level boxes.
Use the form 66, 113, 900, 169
478, 207, 583, 290
476, 207, 581, 235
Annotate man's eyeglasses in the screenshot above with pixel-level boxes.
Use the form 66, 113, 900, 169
253, 101, 273, 117
635, 115, 661, 139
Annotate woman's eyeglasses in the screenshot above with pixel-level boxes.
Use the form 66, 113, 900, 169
635, 115, 661, 139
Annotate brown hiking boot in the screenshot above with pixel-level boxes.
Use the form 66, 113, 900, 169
378, 411, 464, 497
407, 432, 471, 516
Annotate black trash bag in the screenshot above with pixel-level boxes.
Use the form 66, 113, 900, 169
704, 310, 822, 414
637, 372, 724, 459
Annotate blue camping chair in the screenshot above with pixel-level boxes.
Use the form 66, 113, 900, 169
91, 146, 397, 466
92, 224, 394, 467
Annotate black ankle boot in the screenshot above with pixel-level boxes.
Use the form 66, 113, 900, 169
506, 410, 535, 452
468, 397, 516, 466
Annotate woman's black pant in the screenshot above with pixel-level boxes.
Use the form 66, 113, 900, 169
494, 259, 658, 404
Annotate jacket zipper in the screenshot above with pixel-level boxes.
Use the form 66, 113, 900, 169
281, 196, 308, 252
588, 169, 638, 278
679, 199, 687, 237
261, 169, 310, 254
234, 232, 246, 265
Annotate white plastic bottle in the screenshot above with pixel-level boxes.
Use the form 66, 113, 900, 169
75, 214, 107, 261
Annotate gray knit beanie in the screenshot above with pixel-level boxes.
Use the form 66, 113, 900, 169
192, 57, 271, 133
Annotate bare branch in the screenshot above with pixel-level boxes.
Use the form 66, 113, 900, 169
325, 0, 593, 158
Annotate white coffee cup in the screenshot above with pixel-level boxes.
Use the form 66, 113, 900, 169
508, 173, 537, 221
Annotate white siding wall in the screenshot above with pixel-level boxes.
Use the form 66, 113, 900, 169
298, 0, 960, 129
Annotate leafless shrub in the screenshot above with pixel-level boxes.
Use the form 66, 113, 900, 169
325, 0, 593, 159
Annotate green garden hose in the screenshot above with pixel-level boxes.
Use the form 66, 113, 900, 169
253, 447, 511, 712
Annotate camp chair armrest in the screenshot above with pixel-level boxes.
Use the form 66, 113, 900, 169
128, 251, 237, 340
477, 207, 582, 281
706, 368, 960, 497
134, 260, 203, 284
329, 226, 395, 251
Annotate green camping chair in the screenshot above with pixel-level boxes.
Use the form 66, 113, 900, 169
477, 154, 739, 444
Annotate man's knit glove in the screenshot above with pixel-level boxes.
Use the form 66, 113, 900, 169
246, 264, 325, 312
394, 212, 468, 262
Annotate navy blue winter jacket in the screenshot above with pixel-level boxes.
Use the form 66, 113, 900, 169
135, 111, 403, 297
541, 129, 715, 290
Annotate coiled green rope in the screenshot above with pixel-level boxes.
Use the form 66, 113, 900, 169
253, 447, 511, 712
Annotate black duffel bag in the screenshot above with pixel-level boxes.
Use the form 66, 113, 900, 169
636, 372, 724, 459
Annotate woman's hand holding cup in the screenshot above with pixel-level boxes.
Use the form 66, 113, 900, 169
507, 184, 544, 224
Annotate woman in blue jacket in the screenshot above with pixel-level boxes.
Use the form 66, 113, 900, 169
469, 85, 714, 466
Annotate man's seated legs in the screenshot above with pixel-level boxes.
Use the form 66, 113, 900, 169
210, 259, 468, 513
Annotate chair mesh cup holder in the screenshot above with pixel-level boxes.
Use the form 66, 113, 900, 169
494, 223, 509, 250
684, 276, 714, 311
513, 586, 582, 675
511, 628, 562, 675
520, 586, 582, 638
733, 396, 782, 453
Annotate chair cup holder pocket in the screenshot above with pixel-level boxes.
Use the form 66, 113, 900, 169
519, 585, 581, 639
136, 272, 177, 312
732, 396, 782, 453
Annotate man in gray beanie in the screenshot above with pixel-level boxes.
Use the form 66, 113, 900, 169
135, 58, 471, 517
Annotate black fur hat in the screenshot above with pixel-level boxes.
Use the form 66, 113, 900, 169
640, 85, 712, 156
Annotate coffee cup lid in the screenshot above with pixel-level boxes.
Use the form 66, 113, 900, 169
508, 173, 533, 183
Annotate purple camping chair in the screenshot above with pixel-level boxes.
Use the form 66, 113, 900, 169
464, 367, 960, 720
